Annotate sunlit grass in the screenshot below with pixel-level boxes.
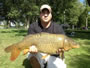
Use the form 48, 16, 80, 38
0, 29, 90, 68
65, 33, 90, 68
0, 29, 28, 68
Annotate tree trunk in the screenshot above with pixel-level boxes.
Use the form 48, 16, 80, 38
16, 22, 20, 28
72, 25, 74, 30
24, 16, 30, 29
27, 16, 30, 29
6, 20, 11, 28
85, 16, 88, 30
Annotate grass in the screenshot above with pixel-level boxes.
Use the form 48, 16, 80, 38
0, 29, 90, 68
0, 29, 31, 68
65, 32, 90, 68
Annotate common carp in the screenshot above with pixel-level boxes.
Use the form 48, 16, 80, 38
5, 32, 79, 61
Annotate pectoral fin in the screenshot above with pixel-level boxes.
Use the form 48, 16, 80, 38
59, 51, 64, 60
41, 54, 49, 59
23, 49, 29, 55
10, 47, 20, 61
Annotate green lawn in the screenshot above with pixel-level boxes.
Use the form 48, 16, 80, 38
0, 29, 90, 68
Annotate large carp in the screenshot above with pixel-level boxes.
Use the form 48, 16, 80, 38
5, 32, 79, 61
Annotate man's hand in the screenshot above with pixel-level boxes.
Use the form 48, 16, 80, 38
56, 48, 64, 54
29, 45, 38, 54
56, 48, 64, 60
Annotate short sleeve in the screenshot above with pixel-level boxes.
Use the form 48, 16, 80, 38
58, 25, 65, 34
27, 24, 36, 35
54, 23, 65, 34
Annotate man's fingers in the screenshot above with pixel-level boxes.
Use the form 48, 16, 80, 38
29, 45, 38, 54
56, 48, 64, 54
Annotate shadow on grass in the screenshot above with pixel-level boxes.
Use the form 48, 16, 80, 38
0, 29, 27, 36
12, 29, 27, 36
84, 41, 90, 45
67, 54, 90, 68
23, 59, 32, 68
67, 33, 90, 40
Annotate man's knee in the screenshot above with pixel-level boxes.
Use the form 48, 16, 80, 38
30, 56, 41, 68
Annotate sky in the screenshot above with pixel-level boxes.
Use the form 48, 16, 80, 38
80, 0, 85, 3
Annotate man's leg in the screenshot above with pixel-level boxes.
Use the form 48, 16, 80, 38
45, 56, 67, 68
30, 56, 41, 68
27, 53, 46, 68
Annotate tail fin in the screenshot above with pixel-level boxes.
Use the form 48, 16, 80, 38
4, 44, 16, 53
5, 45, 20, 61
10, 47, 20, 61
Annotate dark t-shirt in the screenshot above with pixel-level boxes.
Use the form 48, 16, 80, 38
28, 21, 65, 57
28, 21, 65, 35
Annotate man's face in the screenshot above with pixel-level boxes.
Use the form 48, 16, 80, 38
40, 9, 52, 23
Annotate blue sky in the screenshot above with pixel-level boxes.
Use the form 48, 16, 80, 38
80, 0, 85, 3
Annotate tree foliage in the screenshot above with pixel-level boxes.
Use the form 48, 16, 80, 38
78, 0, 90, 29
0, 0, 88, 29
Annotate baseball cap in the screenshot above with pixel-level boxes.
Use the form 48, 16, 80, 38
40, 4, 52, 13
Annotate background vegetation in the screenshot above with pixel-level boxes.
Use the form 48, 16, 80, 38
0, 0, 90, 29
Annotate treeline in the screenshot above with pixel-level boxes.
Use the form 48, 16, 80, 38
0, 0, 90, 29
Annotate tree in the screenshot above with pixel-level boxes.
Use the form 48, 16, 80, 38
1, 0, 87, 29
65, 0, 83, 29
78, 0, 90, 30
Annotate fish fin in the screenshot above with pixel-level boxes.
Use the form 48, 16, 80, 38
23, 49, 29, 55
5, 45, 16, 53
10, 47, 20, 61
59, 51, 64, 60
41, 54, 49, 59
64, 47, 69, 51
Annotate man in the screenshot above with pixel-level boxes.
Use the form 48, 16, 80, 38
27, 4, 66, 68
